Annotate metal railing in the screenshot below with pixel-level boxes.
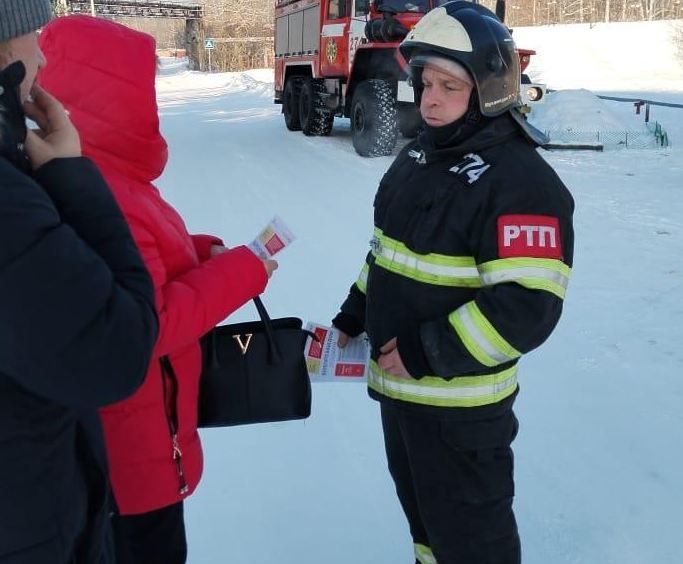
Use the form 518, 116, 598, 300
543, 125, 669, 149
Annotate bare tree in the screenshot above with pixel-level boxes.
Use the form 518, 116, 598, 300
116, 17, 187, 48
199, 0, 274, 70
673, 21, 683, 66
58, 0, 683, 63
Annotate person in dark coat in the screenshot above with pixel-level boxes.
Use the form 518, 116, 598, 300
0, 1, 159, 562
333, 3, 574, 563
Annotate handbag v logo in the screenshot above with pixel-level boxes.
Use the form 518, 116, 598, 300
232, 333, 253, 355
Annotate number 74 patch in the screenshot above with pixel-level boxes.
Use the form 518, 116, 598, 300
449, 153, 491, 185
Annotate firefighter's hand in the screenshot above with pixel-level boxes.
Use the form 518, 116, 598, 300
379, 338, 412, 379
23, 85, 81, 170
336, 330, 350, 349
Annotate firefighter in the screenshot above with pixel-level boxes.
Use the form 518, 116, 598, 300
332, 2, 574, 563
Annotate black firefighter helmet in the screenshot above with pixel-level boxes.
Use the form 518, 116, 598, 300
399, 1, 521, 117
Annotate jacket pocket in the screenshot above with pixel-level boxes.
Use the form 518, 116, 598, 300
438, 412, 519, 502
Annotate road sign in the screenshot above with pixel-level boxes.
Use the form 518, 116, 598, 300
204, 39, 215, 50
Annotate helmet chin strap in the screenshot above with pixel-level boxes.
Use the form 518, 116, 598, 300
410, 66, 424, 106
465, 89, 481, 124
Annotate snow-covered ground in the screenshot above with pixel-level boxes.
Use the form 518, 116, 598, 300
153, 19, 683, 564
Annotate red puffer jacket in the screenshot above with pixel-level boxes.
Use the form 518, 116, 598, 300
38, 16, 268, 515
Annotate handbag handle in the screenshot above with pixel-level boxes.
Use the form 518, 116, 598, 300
203, 297, 319, 370
249, 297, 319, 359
252, 296, 282, 364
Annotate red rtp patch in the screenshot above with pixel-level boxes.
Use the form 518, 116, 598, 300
498, 215, 562, 259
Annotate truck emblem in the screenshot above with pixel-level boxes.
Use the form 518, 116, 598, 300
326, 40, 338, 63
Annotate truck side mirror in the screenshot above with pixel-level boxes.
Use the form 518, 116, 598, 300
356, 0, 370, 14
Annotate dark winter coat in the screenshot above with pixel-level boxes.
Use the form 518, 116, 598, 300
336, 113, 574, 421
0, 63, 158, 562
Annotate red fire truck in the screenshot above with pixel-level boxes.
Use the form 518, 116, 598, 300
274, 0, 543, 156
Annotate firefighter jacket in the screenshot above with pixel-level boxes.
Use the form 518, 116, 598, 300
337, 113, 574, 419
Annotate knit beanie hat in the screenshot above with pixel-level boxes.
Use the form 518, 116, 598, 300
0, 0, 53, 41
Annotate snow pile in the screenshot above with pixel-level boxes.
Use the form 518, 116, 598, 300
529, 89, 637, 131
157, 56, 187, 76
155, 61, 273, 109
527, 89, 661, 148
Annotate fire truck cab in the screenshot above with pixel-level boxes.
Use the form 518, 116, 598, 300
274, 0, 543, 157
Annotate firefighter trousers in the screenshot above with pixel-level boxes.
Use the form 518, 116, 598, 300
380, 403, 521, 564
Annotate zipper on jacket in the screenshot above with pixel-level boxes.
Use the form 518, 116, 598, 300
160, 357, 190, 495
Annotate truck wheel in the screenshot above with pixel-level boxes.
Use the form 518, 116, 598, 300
398, 105, 422, 139
284, 77, 303, 131
351, 79, 397, 157
299, 78, 334, 136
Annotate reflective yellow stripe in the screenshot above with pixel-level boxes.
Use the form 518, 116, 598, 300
449, 302, 521, 367
479, 258, 571, 299
355, 263, 369, 294
414, 543, 437, 564
368, 361, 518, 408
369, 231, 570, 296
372, 228, 481, 288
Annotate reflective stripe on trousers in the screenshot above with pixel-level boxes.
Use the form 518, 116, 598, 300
415, 543, 437, 564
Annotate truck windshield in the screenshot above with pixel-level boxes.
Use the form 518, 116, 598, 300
376, 0, 430, 13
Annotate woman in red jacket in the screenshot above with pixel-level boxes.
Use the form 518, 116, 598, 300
39, 16, 277, 564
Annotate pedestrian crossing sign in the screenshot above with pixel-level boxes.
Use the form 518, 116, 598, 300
204, 39, 215, 50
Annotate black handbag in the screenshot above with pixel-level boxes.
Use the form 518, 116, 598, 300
197, 297, 316, 428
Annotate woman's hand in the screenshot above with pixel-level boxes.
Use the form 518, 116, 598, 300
210, 244, 227, 257
213, 245, 278, 278
262, 259, 278, 278
23, 85, 81, 170
212, 245, 277, 278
